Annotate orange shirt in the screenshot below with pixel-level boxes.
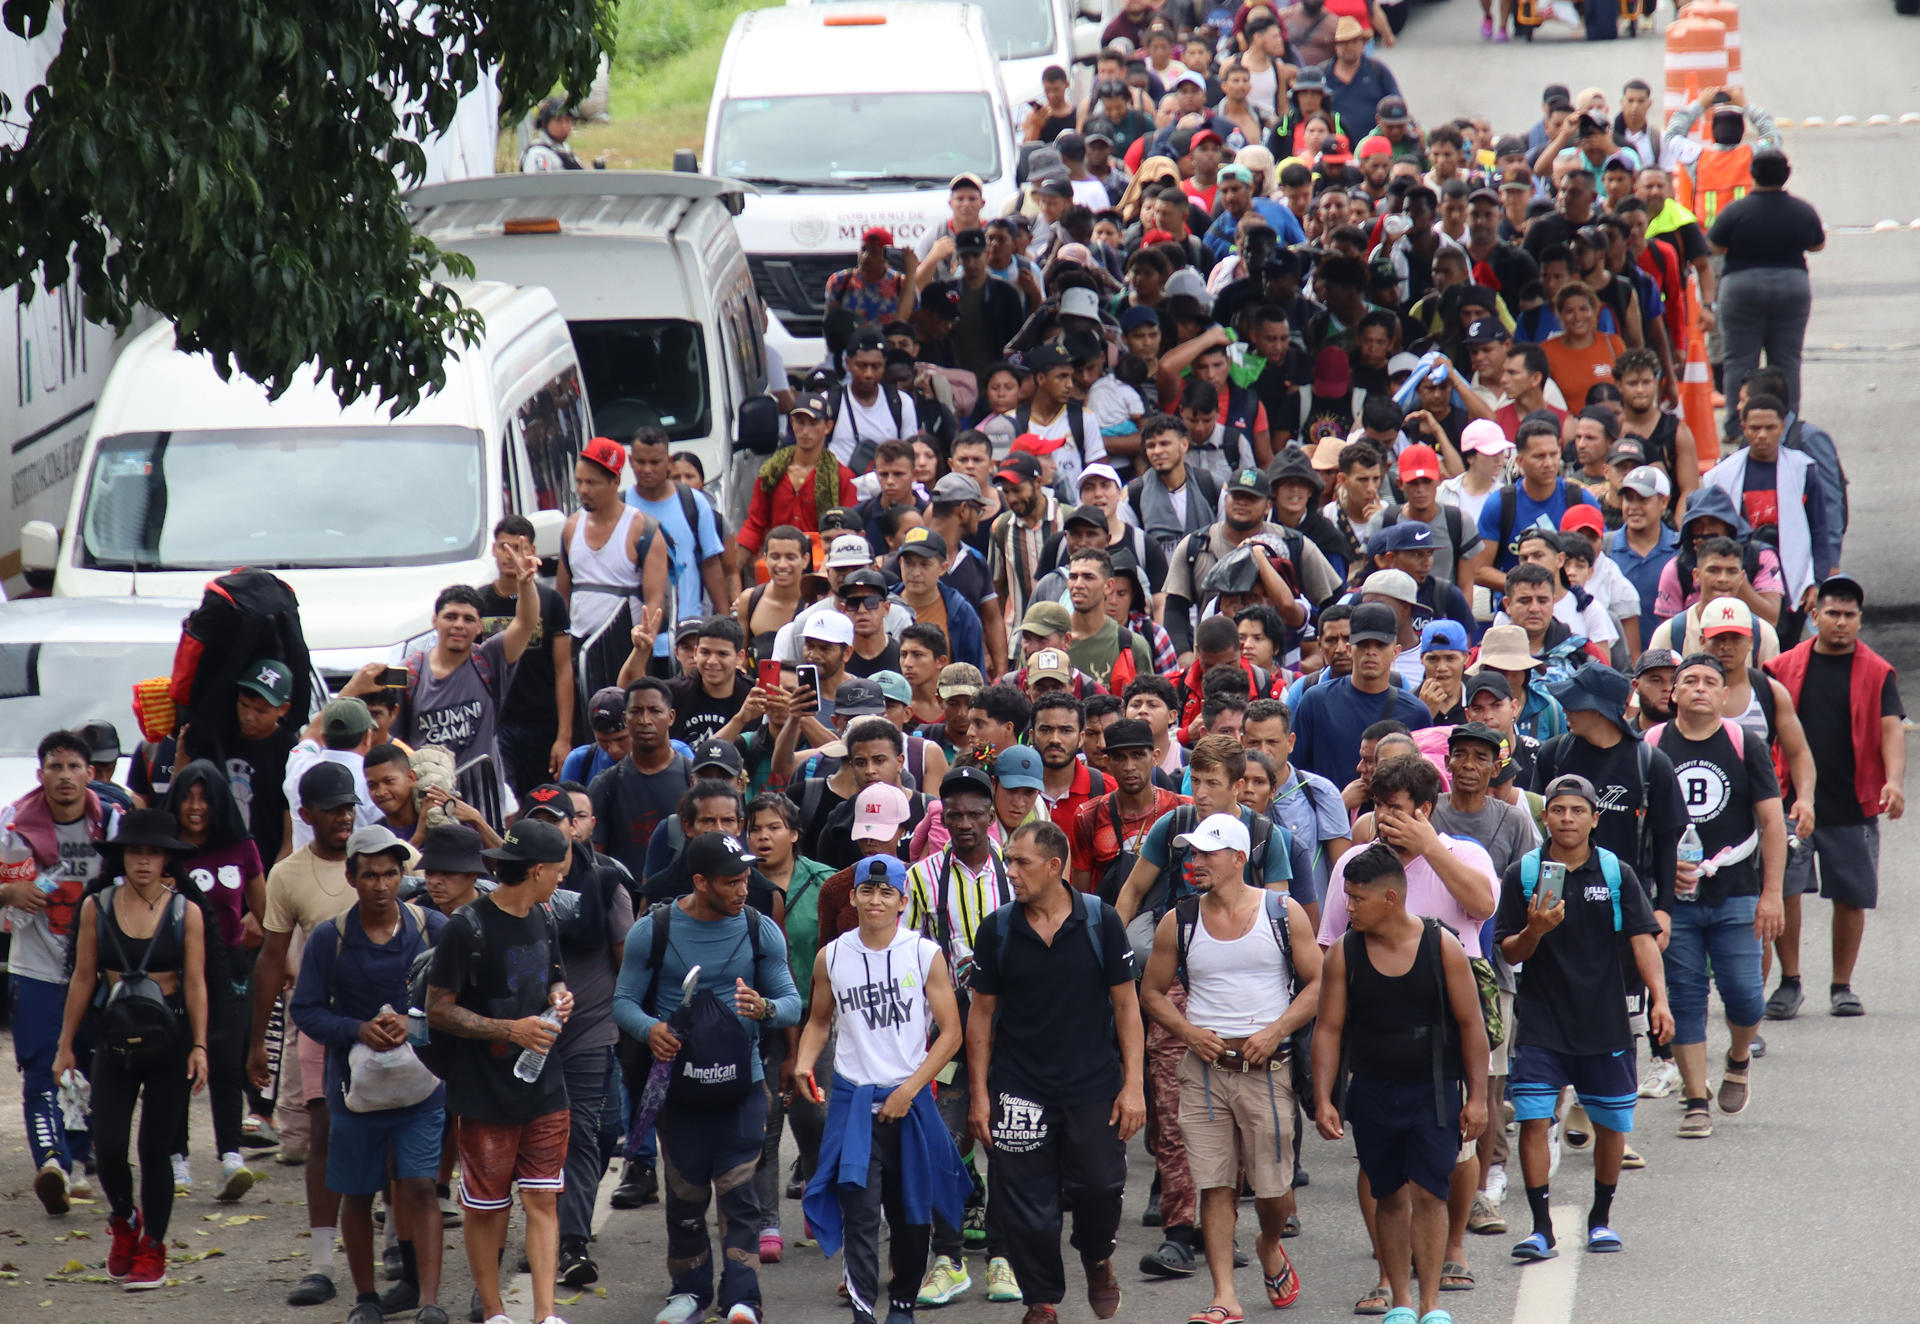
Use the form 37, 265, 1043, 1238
1540, 332, 1626, 411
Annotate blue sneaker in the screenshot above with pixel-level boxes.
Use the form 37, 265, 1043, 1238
1510, 1232, 1558, 1262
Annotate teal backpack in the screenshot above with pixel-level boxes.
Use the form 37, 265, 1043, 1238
1519, 846, 1623, 931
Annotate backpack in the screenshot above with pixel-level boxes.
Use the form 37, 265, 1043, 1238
641, 484, 708, 576
1173, 887, 1317, 1095
168, 568, 313, 747
1127, 804, 1272, 968
95, 889, 188, 1066
1494, 482, 1592, 565
1519, 845, 1624, 930
1382, 504, 1469, 567
1014, 401, 1089, 461
985, 890, 1106, 969
642, 901, 767, 1107
831, 382, 907, 474
413, 900, 557, 1078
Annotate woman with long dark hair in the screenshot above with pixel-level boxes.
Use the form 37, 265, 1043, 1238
52, 810, 211, 1290
163, 760, 265, 1202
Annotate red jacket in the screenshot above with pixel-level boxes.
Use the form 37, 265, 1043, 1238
1766, 641, 1897, 819
738, 453, 857, 554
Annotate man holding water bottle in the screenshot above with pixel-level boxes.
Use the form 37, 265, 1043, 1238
426, 817, 575, 1324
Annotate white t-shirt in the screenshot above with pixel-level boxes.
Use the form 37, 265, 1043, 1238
1438, 475, 1499, 529
824, 927, 941, 1089
1069, 177, 1110, 212
1086, 377, 1143, 436
1491, 591, 1619, 647
829, 386, 919, 466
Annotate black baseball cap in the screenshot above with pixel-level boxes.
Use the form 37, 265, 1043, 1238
835, 678, 887, 717
1633, 648, 1682, 676
522, 783, 576, 821
1224, 467, 1267, 497
1447, 721, 1507, 757
482, 817, 572, 865
940, 765, 995, 800
1464, 672, 1514, 703
1063, 503, 1108, 531
1348, 603, 1399, 646
418, 824, 486, 874
589, 685, 627, 733
836, 568, 890, 596
790, 390, 832, 420
684, 831, 759, 880
298, 761, 361, 810
1100, 717, 1155, 752
898, 530, 950, 561
954, 227, 988, 254
693, 739, 745, 777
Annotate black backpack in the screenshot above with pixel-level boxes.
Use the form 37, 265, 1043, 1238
95, 888, 187, 1066
413, 900, 556, 1078
1149, 804, 1274, 919
620, 901, 765, 1093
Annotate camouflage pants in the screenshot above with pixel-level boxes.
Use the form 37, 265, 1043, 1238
1144, 981, 1197, 1232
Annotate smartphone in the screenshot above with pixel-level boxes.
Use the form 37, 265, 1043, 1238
377, 666, 409, 688
757, 659, 782, 691
795, 664, 821, 707
1536, 860, 1568, 909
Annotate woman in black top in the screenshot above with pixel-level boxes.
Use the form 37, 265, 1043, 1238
1708, 149, 1825, 424
53, 810, 211, 1291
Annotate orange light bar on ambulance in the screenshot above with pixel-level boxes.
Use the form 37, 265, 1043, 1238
503, 217, 562, 235
823, 14, 887, 24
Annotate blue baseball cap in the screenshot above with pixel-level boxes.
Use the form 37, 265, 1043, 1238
1420, 620, 1470, 654
993, 745, 1045, 791
1119, 305, 1162, 333
1368, 521, 1436, 557
853, 853, 909, 897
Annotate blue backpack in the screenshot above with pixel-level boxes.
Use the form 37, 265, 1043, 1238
1519, 846, 1623, 931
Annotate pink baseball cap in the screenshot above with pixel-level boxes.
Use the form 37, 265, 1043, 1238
850, 783, 913, 840
1460, 419, 1514, 456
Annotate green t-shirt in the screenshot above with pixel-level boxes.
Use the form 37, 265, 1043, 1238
1068, 618, 1154, 692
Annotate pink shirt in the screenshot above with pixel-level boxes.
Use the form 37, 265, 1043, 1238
1316, 836, 1496, 957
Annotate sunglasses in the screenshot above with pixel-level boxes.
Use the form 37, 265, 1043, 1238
842, 595, 885, 611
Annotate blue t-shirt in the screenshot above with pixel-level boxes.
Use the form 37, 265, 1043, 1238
1474, 478, 1599, 571
1141, 803, 1291, 906
624, 487, 723, 655
1268, 765, 1351, 902
1290, 674, 1434, 787
611, 906, 801, 1082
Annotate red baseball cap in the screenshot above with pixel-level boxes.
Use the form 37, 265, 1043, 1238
1358, 136, 1395, 160
861, 225, 893, 246
1397, 444, 1443, 483
1140, 228, 1175, 246
1011, 431, 1067, 456
1560, 503, 1606, 539
581, 436, 625, 478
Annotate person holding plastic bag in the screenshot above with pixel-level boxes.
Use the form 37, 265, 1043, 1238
291, 825, 450, 1324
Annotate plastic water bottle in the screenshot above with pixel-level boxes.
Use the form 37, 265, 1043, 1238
1675, 824, 1704, 902
512, 1007, 565, 1082
407, 1006, 429, 1047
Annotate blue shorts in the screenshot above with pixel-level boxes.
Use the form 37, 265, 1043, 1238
326, 1101, 447, 1195
1508, 1044, 1636, 1136
1345, 1073, 1466, 1202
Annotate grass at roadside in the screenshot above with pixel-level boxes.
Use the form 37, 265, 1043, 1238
566, 0, 781, 171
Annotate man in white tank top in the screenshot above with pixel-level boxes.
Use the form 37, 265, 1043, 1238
794, 856, 969, 1324
1139, 812, 1322, 1324
556, 438, 670, 651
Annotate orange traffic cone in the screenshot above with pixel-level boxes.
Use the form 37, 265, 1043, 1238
1680, 281, 1718, 472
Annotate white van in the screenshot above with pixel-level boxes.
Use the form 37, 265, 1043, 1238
705, 2, 1021, 366
19, 282, 591, 679
785, 0, 1104, 113
405, 171, 782, 525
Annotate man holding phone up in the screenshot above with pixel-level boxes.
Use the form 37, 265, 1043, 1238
1495, 774, 1672, 1263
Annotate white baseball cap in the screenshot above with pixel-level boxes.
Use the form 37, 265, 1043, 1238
802, 611, 855, 646
1173, 812, 1252, 856
1620, 464, 1672, 499
1363, 568, 1419, 605
1078, 462, 1122, 493
1700, 596, 1753, 637
825, 534, 874, 570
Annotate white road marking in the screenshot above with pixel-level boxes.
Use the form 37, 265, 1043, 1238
1508, 1206, 1584, 1324
498, 1148, 623, 1320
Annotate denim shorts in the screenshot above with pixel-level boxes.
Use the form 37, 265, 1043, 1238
1663, 893, 1765, 1044
327, 1100, 446, 1195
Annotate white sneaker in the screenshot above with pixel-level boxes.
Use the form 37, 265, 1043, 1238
654, 1295, 702, 1324
484, 1316, 514, 1324
724, 1306, 760, 1324
1638, 1060, 1681, 1099
537, 1317, 571, 1324
1484, 1163, 1507, 1204
216, 1153, 255, 1203
67, 1170, 93, 1201
171, 1155, 191, 1194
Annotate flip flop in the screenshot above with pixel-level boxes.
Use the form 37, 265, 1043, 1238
1510, 1232, 1558, 1262
1264, 1252, 1301, 1309
1354, 1283, 1393, 1315
1382, 1310, 1419, 1324
1587, 1225, 1623, 1253
1187, 1309, 1244, 1324
1438, 1260, 1474, 1290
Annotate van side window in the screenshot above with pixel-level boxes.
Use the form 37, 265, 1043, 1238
516, 365, 590, 511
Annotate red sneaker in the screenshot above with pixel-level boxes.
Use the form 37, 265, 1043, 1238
106, 1214, 140, 1280
124, 1233, 166, 1291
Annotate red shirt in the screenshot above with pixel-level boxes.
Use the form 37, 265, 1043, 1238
1045, 761, 1109, 841
1070, 788, 1189, 892
1494, 400, 1568, 442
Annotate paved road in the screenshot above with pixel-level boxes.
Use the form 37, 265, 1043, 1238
2, 4, 1916, 1322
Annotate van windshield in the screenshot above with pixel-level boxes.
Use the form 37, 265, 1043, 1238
567, 319, 712, 442
77, 428, 486, 571
808, 0, 1053, 57
716, 93, 1000, 187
